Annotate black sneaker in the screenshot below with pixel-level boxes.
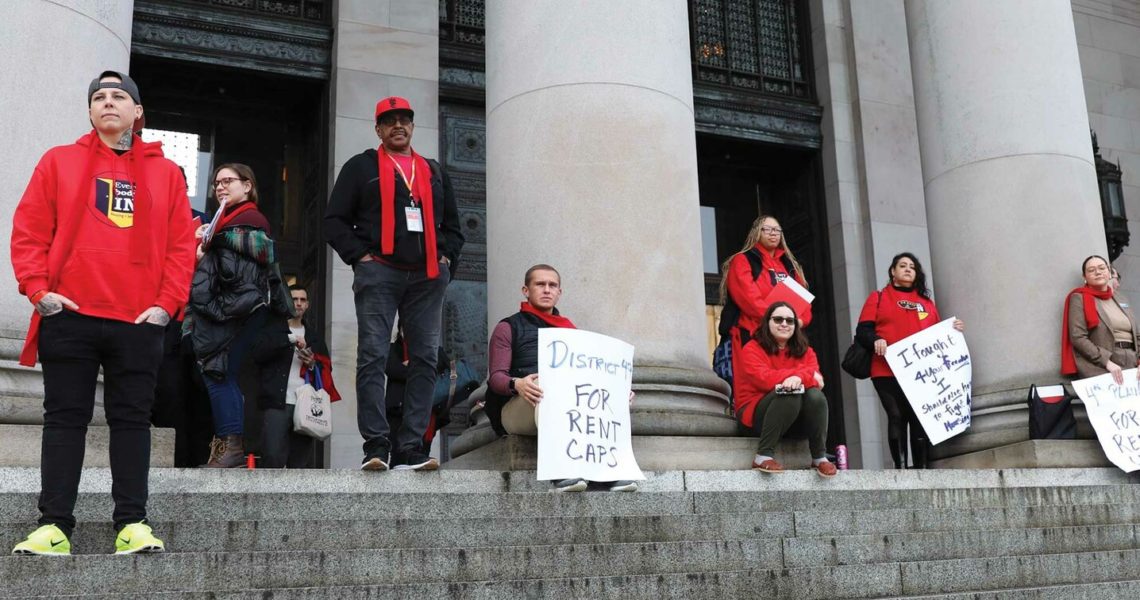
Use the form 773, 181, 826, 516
360, 449, 390, 471
392, 449, 439, 471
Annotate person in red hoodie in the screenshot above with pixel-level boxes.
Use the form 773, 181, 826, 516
718, 215, 810, 392
10, 71, 195, 556
855, 252, 965, 469
734, 301, 835, 477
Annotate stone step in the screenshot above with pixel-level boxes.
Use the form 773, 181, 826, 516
795, 502, 1140, 536
784, 523, 1139, 567
3, 483, 1139, 524
5, 548, 1140, 599
11, 579, 1140, 600
0, 512, 795, 554
0, 540, 790, 596
884, 579, 1140, 599
1, 466, 1133, 495
0, 425, 174, 468
0, 395, 108, 426
896, 549, 1140, 596
5, 503, 1138, 557
0, 567, 896, 600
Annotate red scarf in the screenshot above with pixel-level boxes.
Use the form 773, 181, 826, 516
214, 200, 258, 233
1060, 285, 1115, 375
520, 302, 576, 329
377, 146, 439, 278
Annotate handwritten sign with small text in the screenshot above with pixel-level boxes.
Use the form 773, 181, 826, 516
1071, 371, 1140, 473
884, 317, 972, 445
536, 328, 643, 482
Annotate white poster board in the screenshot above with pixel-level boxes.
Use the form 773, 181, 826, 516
884, 317, 972, 445
536, 328, 643, 482
1071, 371, 1140, 473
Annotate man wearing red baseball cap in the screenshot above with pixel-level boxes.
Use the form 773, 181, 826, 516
324, 96, 463, 471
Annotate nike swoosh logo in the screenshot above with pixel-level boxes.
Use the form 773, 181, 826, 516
50, 539, 64, 547
119, 538, 130, 544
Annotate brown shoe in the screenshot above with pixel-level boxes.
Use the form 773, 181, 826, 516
202, 434, 244, 468
815, 460, 838, 478
752, 458, 784, 473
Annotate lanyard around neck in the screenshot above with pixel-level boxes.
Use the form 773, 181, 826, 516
387, 153, 416, 204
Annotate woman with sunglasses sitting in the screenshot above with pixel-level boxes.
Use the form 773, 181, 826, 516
734, 301, 836, 477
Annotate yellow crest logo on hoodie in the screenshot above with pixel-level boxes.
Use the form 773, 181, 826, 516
94, 178, 135, 228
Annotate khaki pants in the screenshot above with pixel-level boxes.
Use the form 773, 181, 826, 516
500, 395, 540, 435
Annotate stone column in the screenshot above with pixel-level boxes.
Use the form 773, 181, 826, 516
0, 1, 137, 464
905, 0, 1104, 459
483, 0, 730, 438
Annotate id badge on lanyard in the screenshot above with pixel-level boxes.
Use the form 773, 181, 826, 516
405, 205, 424, 232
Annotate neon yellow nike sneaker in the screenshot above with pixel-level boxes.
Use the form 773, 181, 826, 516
12, 524, 70, 556
114, 523, 165, 555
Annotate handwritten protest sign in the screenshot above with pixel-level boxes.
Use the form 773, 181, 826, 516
536, 328, 643, 482
1071, 371, 1140, 473
884, 317, 972, 445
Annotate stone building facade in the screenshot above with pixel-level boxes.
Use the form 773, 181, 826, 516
1, 0, 1138, 470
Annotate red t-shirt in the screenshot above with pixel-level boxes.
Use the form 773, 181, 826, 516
858, 286, 941, 378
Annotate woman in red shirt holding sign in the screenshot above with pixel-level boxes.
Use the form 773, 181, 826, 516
855, 253, 965, 469
718, 216, 811, 389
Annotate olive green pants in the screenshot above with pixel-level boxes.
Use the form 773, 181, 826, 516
744, 388, 829, 459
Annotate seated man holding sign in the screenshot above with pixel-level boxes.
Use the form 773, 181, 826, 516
485, 264, 637, 492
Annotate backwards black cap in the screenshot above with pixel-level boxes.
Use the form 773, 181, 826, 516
88, 70, 141, 105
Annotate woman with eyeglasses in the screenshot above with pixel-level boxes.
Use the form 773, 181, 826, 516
1062, 255, 1140, 384
855, 252, 965, 469
717, 215, 810, 390
187, 163, 295, 468
734, 301, 835, 477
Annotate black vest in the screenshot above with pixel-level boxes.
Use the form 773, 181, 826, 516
484, 309, 562, 435
504, 311, 554, 378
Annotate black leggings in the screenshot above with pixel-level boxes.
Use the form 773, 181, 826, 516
872, 376, 922, 443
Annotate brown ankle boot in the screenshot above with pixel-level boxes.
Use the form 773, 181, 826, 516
202, 434, 244, 468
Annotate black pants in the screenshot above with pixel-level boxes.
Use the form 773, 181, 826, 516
38, 311, 165, 536
872, 376, 928, 460
261, 404, 315, 468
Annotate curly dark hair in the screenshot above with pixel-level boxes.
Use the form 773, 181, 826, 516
887, 252, 930, 299
755, 302, 810, 358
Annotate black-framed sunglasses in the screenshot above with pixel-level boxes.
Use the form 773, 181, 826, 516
770, 316, 795, 325
378, 114, 413, 127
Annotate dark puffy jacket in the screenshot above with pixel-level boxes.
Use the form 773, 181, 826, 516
189, 226, 294, 378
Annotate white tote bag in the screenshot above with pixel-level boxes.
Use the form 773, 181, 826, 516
293, 368, 333, 439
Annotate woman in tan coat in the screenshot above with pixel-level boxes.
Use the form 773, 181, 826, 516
1062, 255, 1140, 383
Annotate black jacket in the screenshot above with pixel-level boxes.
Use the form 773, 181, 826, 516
188, 225, 294, 378
324, 149, 464, 270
